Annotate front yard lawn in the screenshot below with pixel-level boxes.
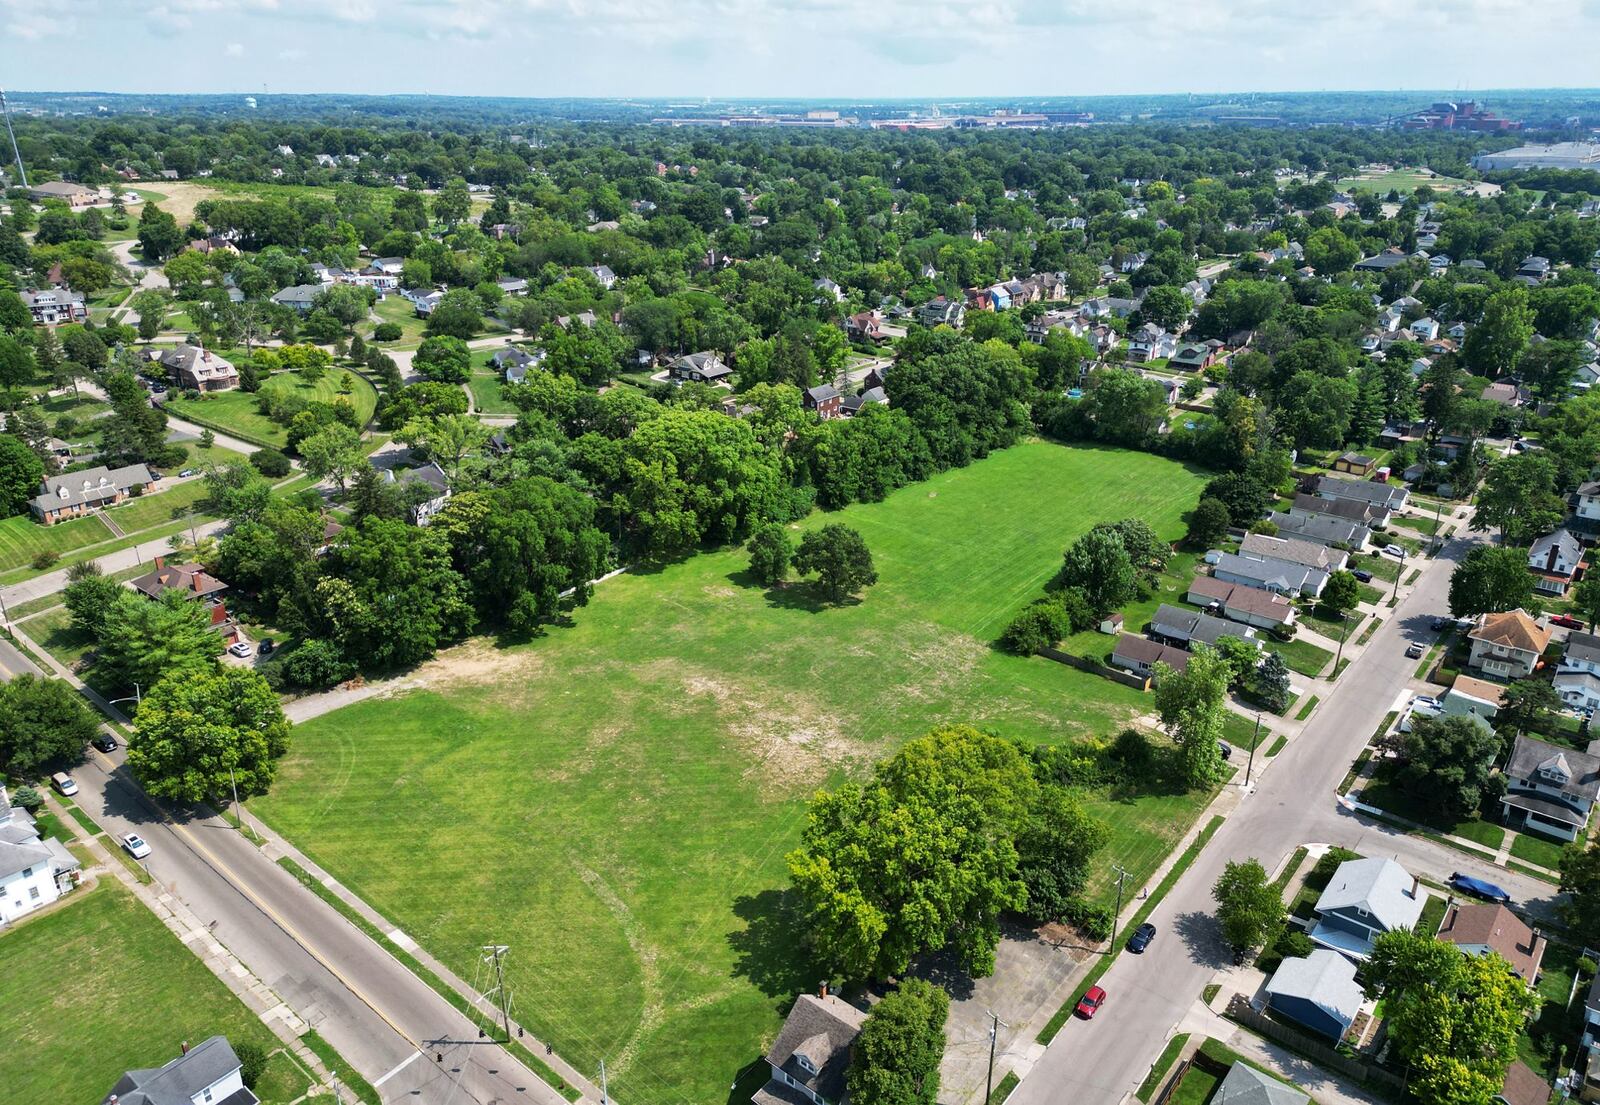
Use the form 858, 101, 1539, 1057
1521, 940, 1587, 1078
165, 369, 378, 448
0, 880, 308, 1104
0, 512, 115, 574
1509, 830, 1569, 871
1268, 637, 1334, 678
255, 441, 1215, 1105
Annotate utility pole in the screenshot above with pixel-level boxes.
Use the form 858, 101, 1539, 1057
0, 90, 26, 188
482, 944, 512, 1042
1108, 864, 1131, 952
1245, 712, 1262, 788
228, 764, 242, 829
984, 1010, 1010, 1105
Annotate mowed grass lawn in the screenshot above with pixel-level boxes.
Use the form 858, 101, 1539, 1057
469, 348, 521, 415
165, 369, 378, 448
256, 441, 1211, 1105
0, 880, 310, 1104
0, 512, 115, 571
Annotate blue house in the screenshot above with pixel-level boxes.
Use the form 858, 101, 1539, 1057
1264, 950, 1366, 1041
1309, 857, 1424, 960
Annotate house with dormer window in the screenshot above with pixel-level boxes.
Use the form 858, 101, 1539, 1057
1468, 609, 1552, 679
1308, 856, 1425, 960
1500, 734, 1600, 843
751, 987, 866, 1105
29, 464, 156, 525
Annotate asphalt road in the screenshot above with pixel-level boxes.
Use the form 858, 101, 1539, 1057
1009, 526, 1562, 1105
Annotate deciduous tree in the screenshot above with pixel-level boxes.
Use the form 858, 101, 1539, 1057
128, 667, 291, 803
846, 979, 949, 1105
1449, 545, 1535, 617
746, 522, 794, 587
794, 524, 878, 603
1212, 858, 1285, 952
0, 675, 102, 776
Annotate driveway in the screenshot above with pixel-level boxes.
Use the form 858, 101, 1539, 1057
1005, 522, 1559, 1105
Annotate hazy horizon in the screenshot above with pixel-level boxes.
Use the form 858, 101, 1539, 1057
6, 0, 1600, 101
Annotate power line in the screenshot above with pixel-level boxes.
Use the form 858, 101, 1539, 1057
0, 89, 26, 188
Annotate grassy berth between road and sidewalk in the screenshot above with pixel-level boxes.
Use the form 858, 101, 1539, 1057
1294, 696, 1319, 721
1136, 1032, 1192, 1103
275, 856, 583, 1102
255, 440, 1215, 1105
1037, 814, 1226, 1045
300, 1030, 379, 1105
987, 1069, 1021, 1105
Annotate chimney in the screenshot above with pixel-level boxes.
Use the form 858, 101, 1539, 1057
153, 555, 164, 569
211, 604, 228, 627
180, 1040, 189, 1055
818, 980, 829, 999
1411, 875, 1419, 898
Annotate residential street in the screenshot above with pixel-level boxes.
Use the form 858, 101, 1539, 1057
1006, 522, 1564, 1105
56, 740, 592, 1105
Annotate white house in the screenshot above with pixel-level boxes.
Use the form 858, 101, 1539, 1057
588, 265, 618, 290
104, 1035, 259, 1105
388, 462, 451, 526
1557, 670, 1600, 715
1528, 529, 1583, 596
1409, 317, 1441, 341
1500, 734, 1600, 843
0, 787, 80, 926
1576, 481, 1600, 521
813, 277, 845, 303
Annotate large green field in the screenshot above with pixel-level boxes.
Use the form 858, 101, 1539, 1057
164, 369, 378, 448
0, 880, 312, 1104
256, 441, 1212, 1104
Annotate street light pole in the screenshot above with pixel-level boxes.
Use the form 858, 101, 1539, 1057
1245, 712, 1262, 788
984, 1009, 1010, 1105
228, 763, 241, 828
1108, 864, 1130, 952
1334, 610, 1350, 670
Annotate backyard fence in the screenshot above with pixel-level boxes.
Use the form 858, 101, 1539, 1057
1225, 993, 1407, 1093
1036, 646, 1151, 691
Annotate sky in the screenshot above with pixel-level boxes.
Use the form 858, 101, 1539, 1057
5, 0, 1600, 100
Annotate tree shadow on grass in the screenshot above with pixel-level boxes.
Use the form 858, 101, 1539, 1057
728, 888, 820, 1006
761, 581, 859, 614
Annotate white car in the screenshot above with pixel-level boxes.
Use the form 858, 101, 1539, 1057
121, 832, 152, 859
1381, 544, 1407, 559
228, 641, 253, 658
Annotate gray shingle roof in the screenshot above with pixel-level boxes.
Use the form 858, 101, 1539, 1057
1265, 950, 1364, 1030
32, 463, 154, 513
1564, 631, 1600, 668
1151, 603, 1253, 647
1505, 733, 1600, 801
1313, 857, 1424, 932
1213, 1063, 1310, 1105
103, 1036, 256, 1105
761, 994, 866, 1105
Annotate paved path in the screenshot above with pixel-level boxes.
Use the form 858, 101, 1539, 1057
1005, 519, 1564, 1105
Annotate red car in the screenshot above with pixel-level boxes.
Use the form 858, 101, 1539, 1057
1075, 985, 1107, 1019
1552, 615, 1586, 630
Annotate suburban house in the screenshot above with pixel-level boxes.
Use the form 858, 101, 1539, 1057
1563, 631, 1600, 676
1169, 341, 1222, 372
667, 351, 733, 385
20, 287, 88, 325
103, 1035, 260, 1105
1574, 480, 1600, 522
588, 265, 618, 290
840, 387, 887, 417
152, 344, 239, 393
1110, 634, 1191, 679
1499, 734, 1600, 843
1332, 452, 1376, 477
269, 284, 322, 313
1581, 976, 1600, 1100
813, 277, 845, 302
1354, 249, 1410, 273
1149, 603, 1257, 649
369, 257, 405, 275
1267, 510, 1371, 551
1442, 673, 1506, 721
1209, 1062, 1309, 1105
751, 988, 865, 1105
1467, 609, 1552, 679
843, 311, 888, 344
1498, 1062, 1553, 1105
1239, 532, 1347, 572
1289, 492, 1385, 530
496, 277, 528, 298
1436, 902, 1546, 982
356, 265, 400, 291
1409, 316, 1441, 341
804, 385, 844, 420
30, 464, 156, 525
1210, 551, 1328, 599
388, 463, 452, 526
1263, 950, 1366, 1042
29, 180, 98, 206
1125, 323, 1177, 363
0, 786, 80, 926
493, 346, 545, 384
916, 296, 965, 329
1185, 575, 1297, 632
1313, 476, 1407, 523
1309, 857, 1425, 960
1527, 529, 1583, 596
130, 558, 229, 606
406, 289, 445, 317
1557, 670, 1600, 715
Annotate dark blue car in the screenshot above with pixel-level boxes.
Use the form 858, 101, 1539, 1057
1126, 922, 1156, 953
1447, 872, 1512, 904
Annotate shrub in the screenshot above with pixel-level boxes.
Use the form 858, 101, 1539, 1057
1001, 601, 1069, 656
1275, 928, 1314, 960
1307, 847, 1361, 890
233, 1041, 268, 1089
10, 785, 43, 812
30, 550, 60, 570
1106, 727, 1154, 773
283, 638, 357, 688
373, 322, 403, 342
249, 448, 292, 478
1060, 900, 1113, 940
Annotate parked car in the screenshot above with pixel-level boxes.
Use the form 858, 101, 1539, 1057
1126, 922, 1156, 953
1430, 617, 1448, 631
228, 641, 253, 658
1352, 570, 1373, 583
1382, 544, 1407, 560
122, 833, 152, 859
1406, 642, 1424, 659
51, 772, 78, 797
178, 468, 196, 478
1075, 985, 1107, 1019
1552, 614, 1585, 630
1412, 695, 1442, 712
1447, 872, 1512, 904
1218, 741, 1233, 761
258, 638, 275, 656
91, 734, 118, 753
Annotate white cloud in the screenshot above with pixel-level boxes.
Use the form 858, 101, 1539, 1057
225, 41, 245, 55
